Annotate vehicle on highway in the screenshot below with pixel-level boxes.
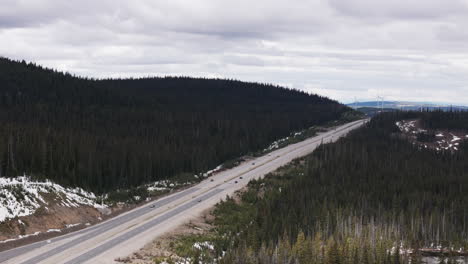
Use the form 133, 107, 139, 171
234, 181, 238, 184
240, 176, 243, 179
210, 179, 214, 182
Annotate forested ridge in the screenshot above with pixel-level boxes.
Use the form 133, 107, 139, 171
0, 57, 352, 193
187, 111, 468, 264
419, 110, 468, 131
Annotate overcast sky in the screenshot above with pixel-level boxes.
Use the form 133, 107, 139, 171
1, 0, 468, 104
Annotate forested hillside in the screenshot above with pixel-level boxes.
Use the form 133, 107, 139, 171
420, 110, 468, 130
186, 111, 468, 264
0, 57, 352, 193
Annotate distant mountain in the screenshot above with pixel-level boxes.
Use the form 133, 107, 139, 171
348, 101, 468, 111
352, 106, 397, 117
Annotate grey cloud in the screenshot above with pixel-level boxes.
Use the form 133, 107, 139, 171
288, 50, 430, 63
1, 0, 468, 104
222, 55, 266, 66
0, 0, 115, 28
436, 23, 468, 43
328, 0, 468, 20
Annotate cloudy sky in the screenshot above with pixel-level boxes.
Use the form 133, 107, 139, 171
1, 0, 468, 104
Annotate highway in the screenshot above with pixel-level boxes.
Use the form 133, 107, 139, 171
0, 119, 366, 264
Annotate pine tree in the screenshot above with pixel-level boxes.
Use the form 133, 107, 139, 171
326, 239, 341, 264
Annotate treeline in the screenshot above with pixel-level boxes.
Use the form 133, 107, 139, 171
0, 57, 352, 193
202, 111, 468, 264
420, 110, 468, 131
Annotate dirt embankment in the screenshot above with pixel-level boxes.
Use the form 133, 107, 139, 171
0, 204, 101, 239
0, 202, 134, 252
0, 205, 105, 251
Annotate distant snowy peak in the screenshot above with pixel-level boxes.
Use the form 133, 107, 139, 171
0, 176, 104, 222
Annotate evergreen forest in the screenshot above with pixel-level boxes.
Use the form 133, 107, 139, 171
187, 111, 468, 264
0, 57, 352, 193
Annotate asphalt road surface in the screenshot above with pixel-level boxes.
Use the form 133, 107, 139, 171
0, 119, 367, 264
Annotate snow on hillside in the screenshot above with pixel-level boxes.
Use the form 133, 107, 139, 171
263, 130, 306, 152
200, 165, 223, 177
396, 120, 467, 152
146, 164, 224, 192
0, 176, 105, 222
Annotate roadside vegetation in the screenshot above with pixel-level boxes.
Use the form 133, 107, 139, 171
171, 111, 468, 264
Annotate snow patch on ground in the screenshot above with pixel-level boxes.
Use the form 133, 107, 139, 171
396, 120, 416, 133
65, 223, 81, 228
147, 164, 224, 192
201, 165, 223, 178
193, 241, 215, 251
0, 176, 105, 222
0, 231, 41, 244
263, 129, 307, 152
264, 137, 289, 151
0, 222, 83, 244
146, 180, 186, 192
396, 120, 466, 152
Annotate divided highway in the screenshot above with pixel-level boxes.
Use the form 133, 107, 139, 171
0, 119, 367, 264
